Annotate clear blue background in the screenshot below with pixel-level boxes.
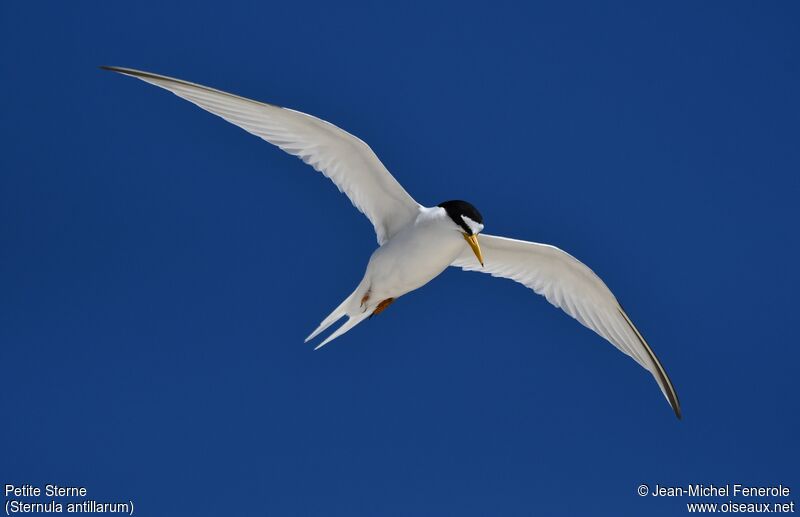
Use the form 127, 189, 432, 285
2, 2, 798, 515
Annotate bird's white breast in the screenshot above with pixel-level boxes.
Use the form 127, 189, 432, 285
363, 206, 466, 300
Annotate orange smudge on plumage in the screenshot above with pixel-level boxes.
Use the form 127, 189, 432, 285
372, 298, 395, 316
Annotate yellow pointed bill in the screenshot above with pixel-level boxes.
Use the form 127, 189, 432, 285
463, 233, 484, 266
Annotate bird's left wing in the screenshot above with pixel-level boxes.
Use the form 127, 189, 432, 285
102, 66, 421, 245
451, 234, 681, 418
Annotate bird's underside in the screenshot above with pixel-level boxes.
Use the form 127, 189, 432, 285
361, 289, 395, 316
103, 65, 681, 419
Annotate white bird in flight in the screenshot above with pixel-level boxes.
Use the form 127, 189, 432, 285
103, 66, 681, 419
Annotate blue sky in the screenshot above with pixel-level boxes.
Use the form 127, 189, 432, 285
2, 1, 798, 515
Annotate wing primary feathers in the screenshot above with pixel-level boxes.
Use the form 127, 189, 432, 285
451, 234, 682, 419
100, 65, 422, 245
617, 306, 682, 420
100, 66, 283, 108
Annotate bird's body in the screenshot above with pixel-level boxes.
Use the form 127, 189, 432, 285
364, 206, 467, 302
308, 206, 474, 347
103, 66, 682, 419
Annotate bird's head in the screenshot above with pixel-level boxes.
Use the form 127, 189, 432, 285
438, 200, 484, 267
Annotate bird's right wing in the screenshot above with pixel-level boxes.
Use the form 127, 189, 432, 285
103, 66, 421, 245
452, 233, 681, 418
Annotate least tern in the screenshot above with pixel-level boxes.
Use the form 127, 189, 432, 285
103, 66, 681, 419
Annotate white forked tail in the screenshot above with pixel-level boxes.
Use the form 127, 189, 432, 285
313, 312, 372, 349
304, 299, 350, 343
304, 281, 371, 349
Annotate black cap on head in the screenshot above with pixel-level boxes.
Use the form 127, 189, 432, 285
437, 200, 484, 235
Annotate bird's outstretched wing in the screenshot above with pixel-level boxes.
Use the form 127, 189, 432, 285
102, 66, 421, 245
452, 234, 681, 418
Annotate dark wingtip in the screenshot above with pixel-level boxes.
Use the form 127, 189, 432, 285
96, 66, 284, 109
616, 306, 682, 421
99, 66, 142, 76
668, 378, 682, 420
668, 381, 682, 420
